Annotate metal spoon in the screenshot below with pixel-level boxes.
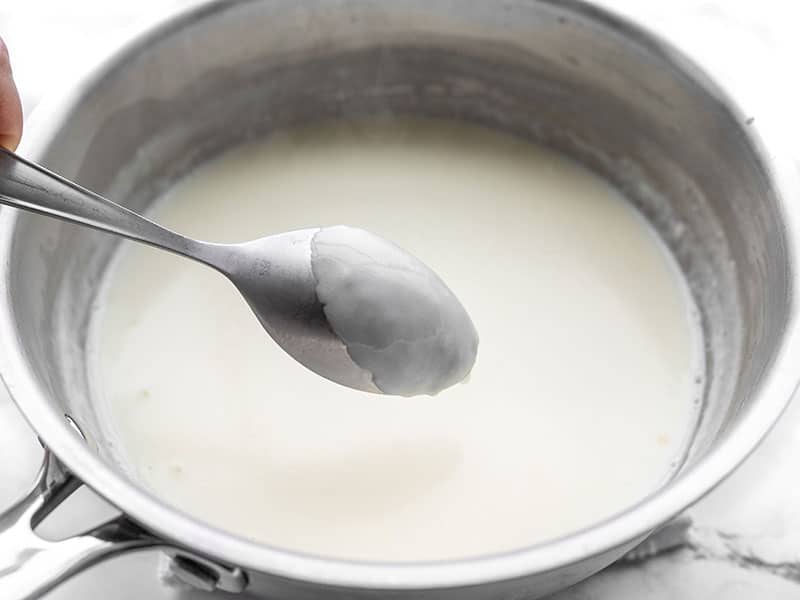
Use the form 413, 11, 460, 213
0, 147, 478, 396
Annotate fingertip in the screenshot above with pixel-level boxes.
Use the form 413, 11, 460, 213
0, 83, 22, 150
0, 36, 22, 150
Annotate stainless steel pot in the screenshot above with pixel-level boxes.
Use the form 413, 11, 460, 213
1, 1, 799, 598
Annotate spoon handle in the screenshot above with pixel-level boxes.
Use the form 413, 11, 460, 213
0, 147, 212, 264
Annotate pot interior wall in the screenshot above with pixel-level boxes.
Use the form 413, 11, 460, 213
6, 0, 788, 510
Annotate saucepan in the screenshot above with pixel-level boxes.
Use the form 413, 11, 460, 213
1, 0, 799, 598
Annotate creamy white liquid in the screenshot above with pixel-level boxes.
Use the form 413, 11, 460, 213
93, 120, 702, 562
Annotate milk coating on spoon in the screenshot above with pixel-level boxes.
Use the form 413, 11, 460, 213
310, 225, 479, 396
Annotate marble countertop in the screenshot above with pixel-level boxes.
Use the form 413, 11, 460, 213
2, 1, 800, 598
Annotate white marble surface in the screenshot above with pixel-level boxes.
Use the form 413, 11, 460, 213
2, 1, 800, 598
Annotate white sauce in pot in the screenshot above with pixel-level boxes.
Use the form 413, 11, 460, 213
92, 120, 703, 562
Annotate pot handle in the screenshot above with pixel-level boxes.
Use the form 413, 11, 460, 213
0, 449, 159, 600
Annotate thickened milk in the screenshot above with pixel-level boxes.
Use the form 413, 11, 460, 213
92, 120, 703, 561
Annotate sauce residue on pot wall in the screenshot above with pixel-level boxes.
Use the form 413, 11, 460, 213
90, 120, 704, 562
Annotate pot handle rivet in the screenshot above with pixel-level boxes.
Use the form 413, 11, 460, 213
166, 553, 249, 593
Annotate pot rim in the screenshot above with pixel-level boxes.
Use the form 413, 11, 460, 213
1, 0, 798, 589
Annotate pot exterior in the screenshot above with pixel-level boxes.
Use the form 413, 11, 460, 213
240, 538, 644, 599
